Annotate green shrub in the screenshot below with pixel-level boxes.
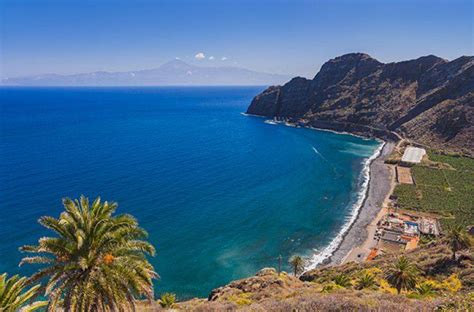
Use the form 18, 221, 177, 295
441, 274, 462, 293
159, 292, 176, 309
321, 282, 344, 293
355, 273, 377, 290
415, 281, 437, 297
228, 293, 253, 306
333, 273, 352, 288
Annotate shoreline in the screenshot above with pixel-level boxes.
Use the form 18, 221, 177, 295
324, 141, 395, 266
246, 115, 397, 270
305, 140, 390, 269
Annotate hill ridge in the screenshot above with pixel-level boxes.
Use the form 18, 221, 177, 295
247, 53, 474, 154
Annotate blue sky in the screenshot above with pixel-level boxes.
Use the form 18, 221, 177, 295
0, 0, 472, 79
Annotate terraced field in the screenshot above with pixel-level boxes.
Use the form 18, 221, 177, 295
393, 152, 474, 226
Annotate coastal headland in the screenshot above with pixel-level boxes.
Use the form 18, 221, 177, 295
245, 51, 474, 268
247, 53, 473, 155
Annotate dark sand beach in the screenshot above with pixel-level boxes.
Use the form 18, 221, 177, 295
328, 142, 395, 265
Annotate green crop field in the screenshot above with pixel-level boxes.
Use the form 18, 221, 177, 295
393, 151, 474, 227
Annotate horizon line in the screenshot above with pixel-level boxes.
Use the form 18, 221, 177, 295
0, 84, 276, 88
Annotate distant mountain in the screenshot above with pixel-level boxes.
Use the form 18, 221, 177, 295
247, 53, 474, 154
2, 60, 292, 86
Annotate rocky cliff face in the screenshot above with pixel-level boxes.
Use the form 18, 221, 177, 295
247, 53, 473, 154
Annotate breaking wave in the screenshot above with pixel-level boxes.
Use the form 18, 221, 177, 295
305, 142, 385, 270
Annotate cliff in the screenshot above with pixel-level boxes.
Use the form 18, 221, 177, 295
247, 53, 474, 154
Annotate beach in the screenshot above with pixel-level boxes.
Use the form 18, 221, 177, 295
327, 141, 395, 265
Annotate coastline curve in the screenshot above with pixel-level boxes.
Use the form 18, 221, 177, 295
305, 141, 385, 270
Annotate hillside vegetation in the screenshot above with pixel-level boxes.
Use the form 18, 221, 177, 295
140, 241, 472, 311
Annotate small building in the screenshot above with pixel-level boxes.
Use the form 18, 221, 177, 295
404, 221, 419, 236
401, 147, 426, 165
405, 237, 419, 250
419, 218, 441, 236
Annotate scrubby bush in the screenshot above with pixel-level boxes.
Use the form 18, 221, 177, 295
159, 292, 176, 309
414, 281, 437, 298
227, 293, 252, 306
321, 282, 344, 293
333, 273, 352, 288
379, 279, 398, 294
441, 274, 462, 293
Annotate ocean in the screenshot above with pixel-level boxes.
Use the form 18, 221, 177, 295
0, 87, 380, 299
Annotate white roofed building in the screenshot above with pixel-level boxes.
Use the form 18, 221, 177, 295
401, 147, 426, 164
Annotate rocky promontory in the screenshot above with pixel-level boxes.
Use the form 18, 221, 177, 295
247, 53, 473, 154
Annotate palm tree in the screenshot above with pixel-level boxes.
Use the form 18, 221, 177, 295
385, 256, 419, 294
0, 273, 47, 312
20, 196, 158, 311
288, 255, 305, 277
355, 273, 376, 290
333, 273, 352, 288
445, 224, 472, 260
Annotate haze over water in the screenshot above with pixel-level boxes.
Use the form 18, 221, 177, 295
0, 87, 380, 298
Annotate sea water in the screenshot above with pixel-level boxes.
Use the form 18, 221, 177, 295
0, 87, 380, 298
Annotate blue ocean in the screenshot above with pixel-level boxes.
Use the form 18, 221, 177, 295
0, 87, 380, 299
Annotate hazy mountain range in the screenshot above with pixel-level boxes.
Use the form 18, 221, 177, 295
2, 60, 292, 86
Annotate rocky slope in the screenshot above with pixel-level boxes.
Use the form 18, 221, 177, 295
138, 242, 472, 311
247, 53, 473, 154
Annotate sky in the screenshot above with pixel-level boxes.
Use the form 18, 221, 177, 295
0, 0, 472, 79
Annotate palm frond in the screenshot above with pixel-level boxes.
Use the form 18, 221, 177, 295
20, 195, 157, 311
0, 273, 43, 312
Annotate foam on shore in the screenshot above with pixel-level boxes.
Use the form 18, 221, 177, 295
305, 141, 385, 270
240, 112, 265, 118
242, 114, 386, 270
